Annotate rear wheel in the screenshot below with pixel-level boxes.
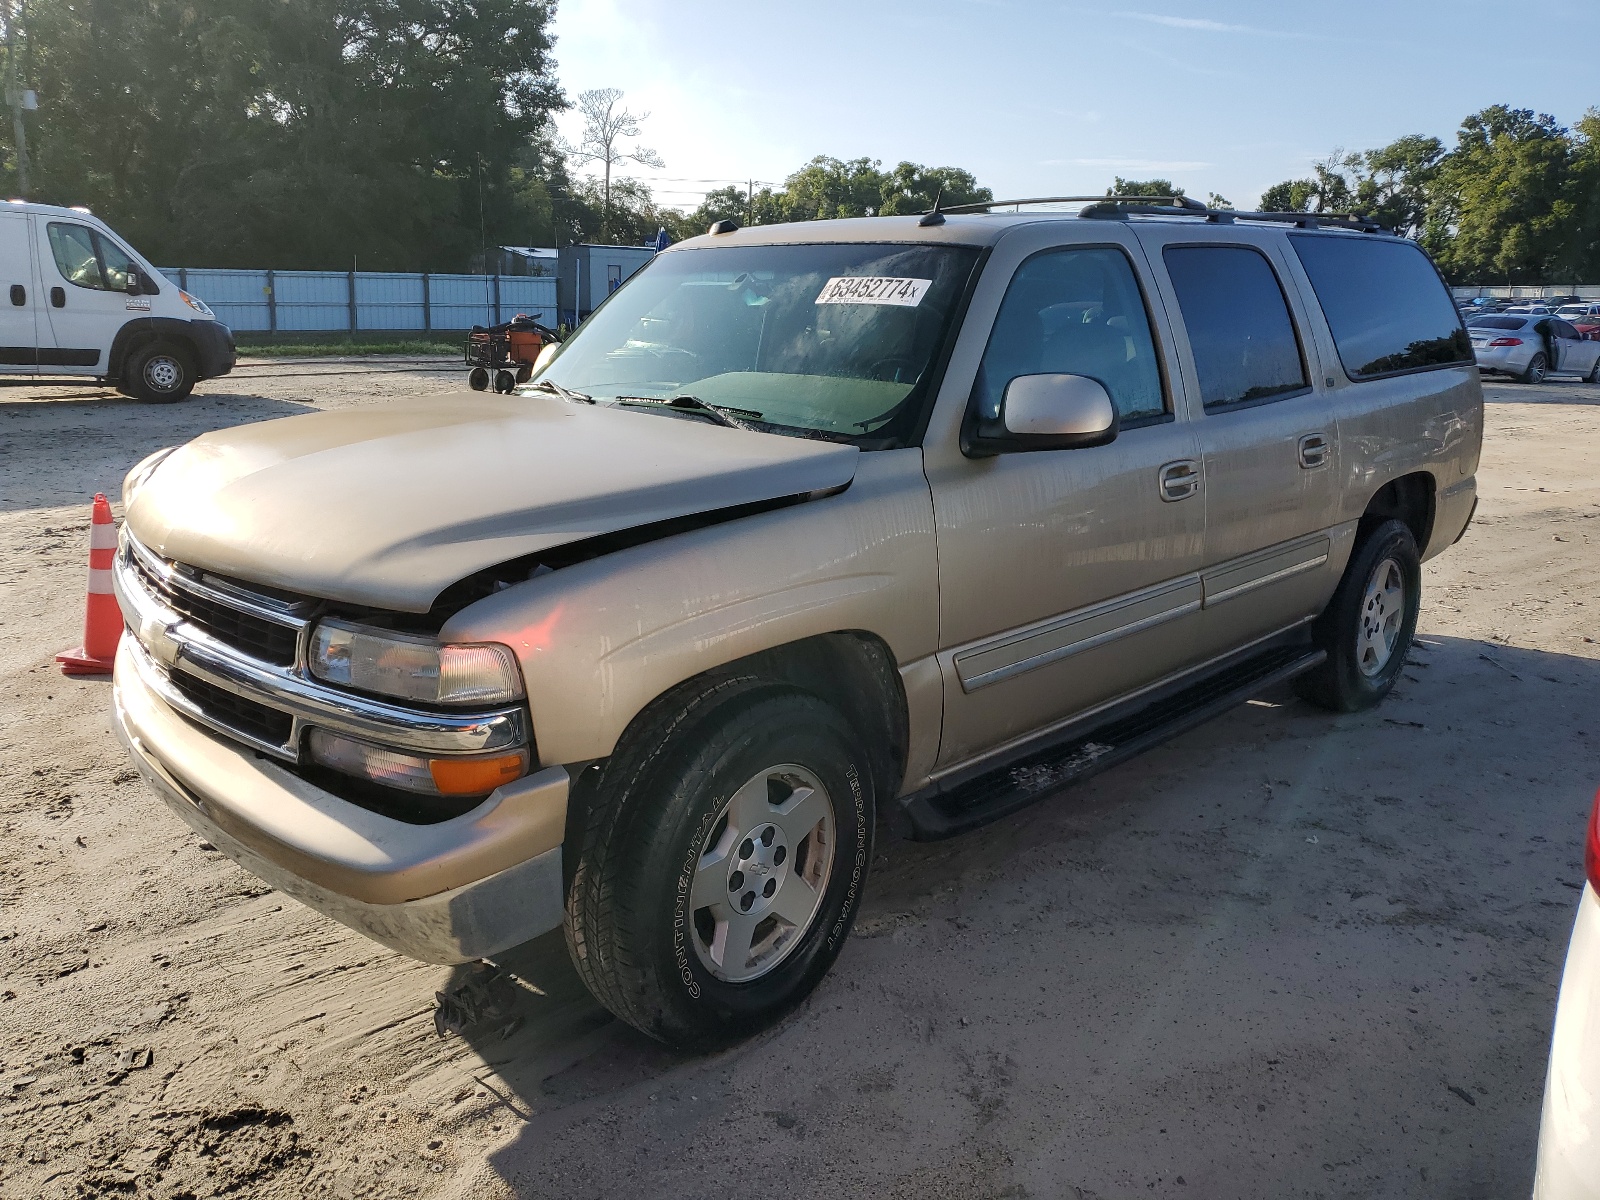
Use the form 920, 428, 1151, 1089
1520, 353, 1548, 384
564, 680, 874, 1047
1587, 354, 1600, 384
468, 366, 490, 391
1294, 519, 1421, 712
125, 341, 195, 403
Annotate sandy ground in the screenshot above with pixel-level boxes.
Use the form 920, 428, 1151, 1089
1, 362, 1596, 1199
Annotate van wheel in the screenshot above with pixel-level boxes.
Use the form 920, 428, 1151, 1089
1294, 519, 1421, 713
564, 679, 874, 1047
125, 341, 195, 403
1520, 353, 1547, 384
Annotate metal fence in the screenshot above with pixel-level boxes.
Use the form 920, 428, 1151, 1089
1452, 284, 1600, 301
157, 268, 558, 334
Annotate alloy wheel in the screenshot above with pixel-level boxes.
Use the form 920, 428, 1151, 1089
689, 764, 835, 984
1356, 556, 1406, 677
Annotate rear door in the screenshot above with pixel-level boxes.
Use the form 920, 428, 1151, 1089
1134, 226, 1341, 652
35, 216, 141, 375
0, 212, 38, 371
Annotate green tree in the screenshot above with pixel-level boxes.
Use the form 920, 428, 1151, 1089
1108, 177, 1184, 198
1561, 108, 1600, 282
1432, 106, 1573, 284
878, 163, 991, 214
12, 0, 565, 270
1348, 135, 1445, 238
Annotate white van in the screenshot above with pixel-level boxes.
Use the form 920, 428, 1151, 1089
0, 200, 235, 401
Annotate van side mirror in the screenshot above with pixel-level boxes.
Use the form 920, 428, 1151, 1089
965, 373, 1119, 456
124, 269, 143, 296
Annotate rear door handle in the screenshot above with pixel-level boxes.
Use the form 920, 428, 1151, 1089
1159, 459, 1200, 502
8, 284, 23, 306
1298, 433, 1330, 469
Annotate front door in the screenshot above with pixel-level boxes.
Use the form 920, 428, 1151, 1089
0, 212, 38, 370
35, 216, 143, 375
925, 230, 1206, 768
1134, 228, 1341, 652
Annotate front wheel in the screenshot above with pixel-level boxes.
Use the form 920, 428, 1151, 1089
125, 341, 195, 403
564, 682, 874, 1046
1294, 519, 1421, 713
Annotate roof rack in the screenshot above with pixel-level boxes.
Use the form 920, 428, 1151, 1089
932, 194, 1389, 234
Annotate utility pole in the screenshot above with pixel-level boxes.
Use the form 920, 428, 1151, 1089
746, 178, 753, 227
3, 0, 31, 196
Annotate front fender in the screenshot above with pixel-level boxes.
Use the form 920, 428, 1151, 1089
440, 448, 939, 766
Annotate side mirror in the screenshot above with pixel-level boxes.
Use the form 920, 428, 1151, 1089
965, 373, 1119, 456
124, 269, 143, 296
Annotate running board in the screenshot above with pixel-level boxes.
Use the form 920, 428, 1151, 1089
900, 644, 1326, 840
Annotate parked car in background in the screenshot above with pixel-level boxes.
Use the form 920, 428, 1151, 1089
1504, 304, 1553, 316
1532, 788, 1600, 1200
1468, 315, 1600, 383
0, 200, 234, 400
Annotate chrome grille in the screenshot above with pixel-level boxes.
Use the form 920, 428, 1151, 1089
126, 538, 309, 667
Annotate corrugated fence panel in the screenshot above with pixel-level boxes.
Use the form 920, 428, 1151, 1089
355, 272, 425, 330
160, 269, 562, 332
429, 274, 499, 329
274, 271, 350, 331
500, 277, 557, 326
165, 268, 272, 331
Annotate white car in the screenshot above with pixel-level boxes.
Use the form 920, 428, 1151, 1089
0, 199, 235, 400
1533, 787, 1600, 1199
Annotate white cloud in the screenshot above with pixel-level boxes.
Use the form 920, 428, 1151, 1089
1117, 11, 1309, 37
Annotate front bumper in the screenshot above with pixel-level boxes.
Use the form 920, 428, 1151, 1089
113, 637, 569, 964
191, 318, 236, 379
1534, 883, 1600, 1200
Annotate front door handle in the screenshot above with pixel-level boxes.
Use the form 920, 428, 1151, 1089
8, 284, 23, 306
1298, 433, 1330, 469
1159, 459, 1200, 502
50, 286, 64, 308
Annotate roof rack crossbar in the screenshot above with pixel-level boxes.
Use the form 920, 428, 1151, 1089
925, 194, 1388, 234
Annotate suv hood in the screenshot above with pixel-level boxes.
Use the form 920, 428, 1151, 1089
126, 395, 859, 612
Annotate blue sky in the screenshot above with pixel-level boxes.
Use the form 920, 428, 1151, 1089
550, 0, 1599, 213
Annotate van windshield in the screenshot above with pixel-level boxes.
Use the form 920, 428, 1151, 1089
533, 242, 981, 446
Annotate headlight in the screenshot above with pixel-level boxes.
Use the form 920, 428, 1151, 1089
308, 618, 524, 705
179, 289, 214, 317
122, 445, 176, 506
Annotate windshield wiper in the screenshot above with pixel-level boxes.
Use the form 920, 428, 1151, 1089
529, 378, 593, 404
611, 394, 761, 430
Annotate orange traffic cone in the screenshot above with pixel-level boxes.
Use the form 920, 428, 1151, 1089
56, 494, 123, 676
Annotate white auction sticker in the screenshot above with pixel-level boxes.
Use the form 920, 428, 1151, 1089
814, 276, 931, 306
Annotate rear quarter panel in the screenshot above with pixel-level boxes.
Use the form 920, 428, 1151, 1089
1275, 247, 1483, 563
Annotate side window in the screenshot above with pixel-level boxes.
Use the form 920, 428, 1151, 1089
46, 222, 137, 292
1289, 234, 1471, 378
972, 246, 1167, 426
1162, 245, 1308, 410
48, 222, 104, 289
96, 235, 133, 292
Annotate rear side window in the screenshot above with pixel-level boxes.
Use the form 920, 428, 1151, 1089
1290, 235, 1471, 378
1162, 245, 1307, 410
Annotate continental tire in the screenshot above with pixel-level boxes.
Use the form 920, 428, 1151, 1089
563, 679, 874, 1047
125, 340, 196, 403
1294, 518, 1421, 713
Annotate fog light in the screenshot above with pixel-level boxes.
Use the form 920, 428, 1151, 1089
308, 729, 528, 797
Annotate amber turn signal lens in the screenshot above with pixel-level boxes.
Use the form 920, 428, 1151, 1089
429, 752, 528, 796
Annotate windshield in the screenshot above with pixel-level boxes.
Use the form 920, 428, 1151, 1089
533, 242, 981, 446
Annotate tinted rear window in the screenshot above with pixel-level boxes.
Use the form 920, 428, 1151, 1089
1163, 245, 1307, 410
1467, 316, 1528, 331
1290, 235, 1471, 378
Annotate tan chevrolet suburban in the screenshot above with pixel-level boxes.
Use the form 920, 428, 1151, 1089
111, 196, 1482, 1046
